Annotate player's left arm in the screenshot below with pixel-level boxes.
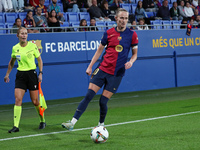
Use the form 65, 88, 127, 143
37, 56, 43, 82
125, 46, 138, 70
125, 31, 138, 70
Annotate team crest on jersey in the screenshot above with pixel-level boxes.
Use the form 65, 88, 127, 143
29, 40, 43, 54
117, 36, 122, 41
115, 45, 123, 52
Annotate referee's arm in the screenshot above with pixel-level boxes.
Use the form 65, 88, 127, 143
4, 58, 16, 83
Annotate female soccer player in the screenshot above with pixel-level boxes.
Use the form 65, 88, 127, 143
62, 8, 138, 130
4, 27, 46, 133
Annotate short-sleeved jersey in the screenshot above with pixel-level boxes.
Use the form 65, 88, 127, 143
48, 3, 60, 13
11, 42, 40, 71
99, 27, 138, 76
23, 18, 34, 28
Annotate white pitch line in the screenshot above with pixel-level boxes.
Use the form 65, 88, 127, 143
0, 110, 200, 142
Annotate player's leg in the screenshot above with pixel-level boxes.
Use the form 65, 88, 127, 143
8, 88, 25, 133
98, 90, 113, 126
98, 75, 123, 126
30, 90, 46, 129
62, 68, 105, 130
62, 83, 101, 130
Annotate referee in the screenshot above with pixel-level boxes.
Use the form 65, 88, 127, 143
4, 27, 46, 133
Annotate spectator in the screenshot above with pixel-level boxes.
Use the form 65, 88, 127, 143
143, 0, 155, 11
170, 2, 183, 20
184, 2, 194, 19
186, 18, 194, 36
88, 0, 111, 21
157, 0, 171, 20
1, 0, 14, 12
178, 0, 187, 19
79, 19, 88, 31
154, 0, 161, 10
48, 9, 62, 32
137, 18, 149, 30
62, 0, 80, 12
192, 0, 198, 7
101, 0, 112, 18
35, 0, 48, 18
89, 18, 99, 31
107, 0, 121, 11
33, 7, 49, 32
196, 1, 200, 15
180, 18, 188, 28
130, 20, 138, 30
49, 0, 65, 22
23, 0, 35, 12
12, 0, 24, 12
192, 9, 199, 20
29, 0, 40, 7
12, 18, 23, 34
135, 1, 146, 21
195, 15, 200, 27
77, 0, 89, 12
24, 10, 39, 33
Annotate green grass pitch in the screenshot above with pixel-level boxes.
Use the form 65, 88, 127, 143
0, 85, 200, 150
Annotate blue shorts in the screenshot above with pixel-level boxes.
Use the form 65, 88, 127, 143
90, 68, 122, 93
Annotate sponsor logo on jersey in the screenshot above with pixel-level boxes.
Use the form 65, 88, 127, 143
115, 45, 123, 52
16, 55, 21, 61
117, 36, 122, 41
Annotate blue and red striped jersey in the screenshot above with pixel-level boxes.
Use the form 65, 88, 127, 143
99, 27, 138, 76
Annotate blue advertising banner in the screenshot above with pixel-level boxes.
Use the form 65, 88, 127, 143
0, 29, 200, 105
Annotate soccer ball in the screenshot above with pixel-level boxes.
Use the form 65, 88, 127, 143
90, 126, 109, 143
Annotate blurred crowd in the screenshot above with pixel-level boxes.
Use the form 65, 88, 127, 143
0, 0, 200, 33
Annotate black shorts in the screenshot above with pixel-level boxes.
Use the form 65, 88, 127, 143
90, 68, 122, 93
15, 70, 38, 92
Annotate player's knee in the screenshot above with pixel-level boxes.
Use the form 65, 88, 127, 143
15, 98, 22, 106
32, 99, 39, 106
85, 89, 96, 101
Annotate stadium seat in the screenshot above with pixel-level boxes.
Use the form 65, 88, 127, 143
106, 22, 117, 29
68, 12, 79, 22
170, 0, 176, 4
71, 22, 80, 31
161, 20, 171, 29
135, 0, 141, 4
145, 12, 154, 18
152, 21, 162, 29
5, 13, 18, 23
57, 3, 63, 12
120, 4, 132, 13
18, 12, 27, 24
64, 12, 69, 22
60, 22, 69, 27
0, 13, 5, 23
131, 5, 136, 14
79, 12, 90, 21
0, 24, 6, 34
172, 21, 181, 29
5, 23, 14, 33
150, 20, 161, 24
96, 22, 106, 31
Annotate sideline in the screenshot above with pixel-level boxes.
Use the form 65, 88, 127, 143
0, 110, 200, 142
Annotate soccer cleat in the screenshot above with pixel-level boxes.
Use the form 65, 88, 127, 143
8, 126, 19, 133
98, 122, 105, 127
61, 120, 74, 131
38, 122, 46, 129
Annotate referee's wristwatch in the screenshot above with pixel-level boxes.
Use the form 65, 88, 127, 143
39, 71, 43, 74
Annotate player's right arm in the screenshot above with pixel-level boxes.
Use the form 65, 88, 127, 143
4, 57, 16, 83
86, 44, 105, 76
